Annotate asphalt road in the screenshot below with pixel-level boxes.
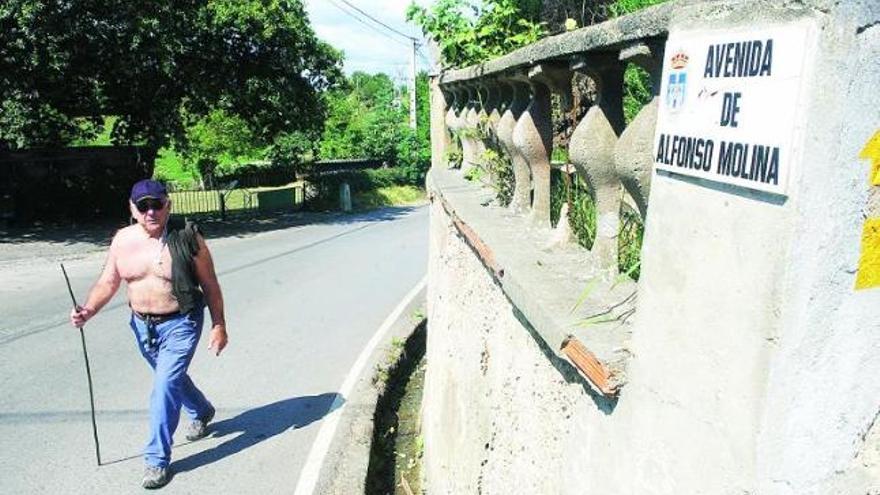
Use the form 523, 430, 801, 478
0, 206, 428, 494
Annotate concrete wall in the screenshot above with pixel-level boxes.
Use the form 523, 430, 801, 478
425, 1, 880, 494
426, 199, 607, 494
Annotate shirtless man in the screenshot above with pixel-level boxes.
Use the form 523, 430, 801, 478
69, 179, 227, 489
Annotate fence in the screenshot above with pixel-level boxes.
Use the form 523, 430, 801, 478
166, 182, 305, 219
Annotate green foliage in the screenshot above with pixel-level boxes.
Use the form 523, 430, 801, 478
608, 0, 667, 17
72, 116, 116, 146
305, 167, 424, 211
319, 72, 399, 160
406, 0, 546, 68
353, 185, 427, 210
318, 71, 431, 186
550, 169, 644, 279
551, 147, 570, 163
463, 164, 485, 182
550, 169, 597, 248
0, 0, 342, 150
266, 131, 318, 170
181, 109, 263, 181
539, 0, 611, 33
479, 149, 515, 205
153, 148, 199, 186
618, 204, 643, 279
623, 64, 653, 124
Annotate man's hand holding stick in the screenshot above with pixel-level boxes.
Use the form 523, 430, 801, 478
61, 263, 102, 467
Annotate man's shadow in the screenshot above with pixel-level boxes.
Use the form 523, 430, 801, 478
171, 393, 343, 474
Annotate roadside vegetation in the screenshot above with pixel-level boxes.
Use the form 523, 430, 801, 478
409, 0, 663, 279
354, 186, 427, 210
1, 0, 431, 217
367, 322, 427, 495
0, 0, 340, 163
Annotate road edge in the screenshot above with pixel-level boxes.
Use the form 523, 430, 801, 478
295, 280, 427, 495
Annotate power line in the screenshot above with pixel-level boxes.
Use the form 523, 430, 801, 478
326, 0, 412, 50
337, 0, 420, 43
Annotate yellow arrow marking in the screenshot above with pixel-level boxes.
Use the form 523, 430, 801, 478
856, 131, 880, 290
856, 218, 880, 290
859, 130, 880, 186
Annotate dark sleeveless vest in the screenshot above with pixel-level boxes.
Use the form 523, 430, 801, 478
166, 217, 204, 314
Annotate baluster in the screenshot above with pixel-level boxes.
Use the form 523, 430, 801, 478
482, 81, 503, 148
614, 42, 664, 219
480, 81, 504, 188
432, 80, 452, 170
462, 83, 483, 174
497, 77, 531, 213
513, 64, 572, 228
446, 85, 468, 169
569, 55, 625, 268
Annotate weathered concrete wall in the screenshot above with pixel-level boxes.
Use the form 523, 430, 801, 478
425, 1, 880, 494
755, 1, 880, 493
425, 198, 608, 494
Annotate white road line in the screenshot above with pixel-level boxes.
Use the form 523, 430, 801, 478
293, 275, 427, 495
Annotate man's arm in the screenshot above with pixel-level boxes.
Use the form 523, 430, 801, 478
70, 234, 122, 328
193, 234, 227, 356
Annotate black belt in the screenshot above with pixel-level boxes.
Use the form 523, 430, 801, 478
132, 310, 181, 325
132, 309, 182, 351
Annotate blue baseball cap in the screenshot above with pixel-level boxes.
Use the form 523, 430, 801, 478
130, 179, 168, 203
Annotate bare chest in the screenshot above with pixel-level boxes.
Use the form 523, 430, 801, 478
115, 237, 172, 282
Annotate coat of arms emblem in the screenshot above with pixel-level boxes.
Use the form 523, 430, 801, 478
666, 51, 689, 112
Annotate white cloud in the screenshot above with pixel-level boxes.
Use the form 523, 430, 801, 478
304, 0, 434, 80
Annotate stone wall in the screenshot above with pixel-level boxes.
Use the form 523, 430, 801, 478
425, 1, 880, 493
0, 146, 155, 223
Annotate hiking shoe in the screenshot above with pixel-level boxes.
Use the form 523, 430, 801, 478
142, 465, 169, 489
185, 406, 215, 442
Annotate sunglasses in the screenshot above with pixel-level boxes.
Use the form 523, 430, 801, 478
135, 198, 167, 213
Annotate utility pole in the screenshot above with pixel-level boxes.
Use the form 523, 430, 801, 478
409, 38, 418, 130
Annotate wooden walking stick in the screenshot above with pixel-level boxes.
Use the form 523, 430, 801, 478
60, 263, 102, 466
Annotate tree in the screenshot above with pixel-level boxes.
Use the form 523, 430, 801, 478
407, 0, 668, 68
317, 71, 431, 184
0, 0, 343, 150
319, 72, 404, 162
406, 0, 545, 68
539, 0, 612, 33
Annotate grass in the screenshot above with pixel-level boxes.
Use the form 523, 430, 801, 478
353, 185, 427, 210
551, 169, 597, 249
550, 169, 644, 280
154, 148, 198, 186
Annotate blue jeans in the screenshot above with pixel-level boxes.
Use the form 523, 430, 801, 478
130, 307, 213, 468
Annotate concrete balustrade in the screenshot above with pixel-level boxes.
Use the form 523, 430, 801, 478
497, 78, 531, 213
436, 32, 658, 251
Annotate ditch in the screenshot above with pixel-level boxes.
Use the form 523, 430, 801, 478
366, 321, 427, 495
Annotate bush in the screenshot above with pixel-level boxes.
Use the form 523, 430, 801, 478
214, 162, 297, 189
303, 167, 421, 211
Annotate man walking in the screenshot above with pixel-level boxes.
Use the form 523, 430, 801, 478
69, 179, 228, 489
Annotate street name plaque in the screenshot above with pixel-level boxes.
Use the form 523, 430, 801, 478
653, 22, 816, 196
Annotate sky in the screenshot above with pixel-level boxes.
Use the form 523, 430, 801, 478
304, 0, 435, 83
